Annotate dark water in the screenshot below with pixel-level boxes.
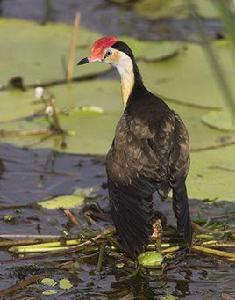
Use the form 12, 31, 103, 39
0, 0, 224, 41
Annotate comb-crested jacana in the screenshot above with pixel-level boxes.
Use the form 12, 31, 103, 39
77, 36, 192, 257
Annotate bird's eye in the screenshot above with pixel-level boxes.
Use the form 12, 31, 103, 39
105, 49, 112, 58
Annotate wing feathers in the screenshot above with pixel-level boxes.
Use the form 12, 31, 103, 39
109, 181, 154, 256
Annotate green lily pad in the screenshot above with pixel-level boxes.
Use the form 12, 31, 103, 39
0, 89, 35, 122
138, 251, 163, 268
0, 19, 184, 87
168, 103, 235, 151
39, 194, 84, 209
59, 278, 73, 290
120, 37, 184, 61
189, 145, 235, 201
0, 18, 107, 86
134, 0, 231, 20
202, 110, 235, 131
41, 278, 57, 287
140, 42, 235, 109
49, 80, 121, 112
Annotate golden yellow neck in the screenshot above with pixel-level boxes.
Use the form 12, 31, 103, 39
115, 52, 134, 106
120, 72, 134, 106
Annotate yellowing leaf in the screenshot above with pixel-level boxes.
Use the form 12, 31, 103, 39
59, 278, 73, 290
39, 194, 84, 209
41, 278, 57, 287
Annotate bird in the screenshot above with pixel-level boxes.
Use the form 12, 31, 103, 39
77, 36, 192, 257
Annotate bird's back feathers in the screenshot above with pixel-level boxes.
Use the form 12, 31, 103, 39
106, 87, 190, 256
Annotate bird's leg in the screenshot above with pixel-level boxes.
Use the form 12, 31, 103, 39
172, 179, 193, 248
154, 210, 167, 227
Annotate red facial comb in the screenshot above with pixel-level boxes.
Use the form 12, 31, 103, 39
90, 36, 118, 60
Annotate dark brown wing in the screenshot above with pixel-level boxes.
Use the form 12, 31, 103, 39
108, 179, 154, 257
168, 114, 192, 245
106, 102, 177, 256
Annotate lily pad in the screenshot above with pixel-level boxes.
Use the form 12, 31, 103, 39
41, 278, 57, 287
0, 18, 107, 86
138, 251, 163, 268
189, 145, 235, 201
202, 110, 235, 131
39, 194, 84, 209
140, 42, 235, 109
0, 19, 185, 87
0, 89, 35, 122
59, 278, 73, 290
134, 0, 231, 20
120, 37, 184, 61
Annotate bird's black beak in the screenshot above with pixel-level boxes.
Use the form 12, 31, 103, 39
77, 57, 89, 66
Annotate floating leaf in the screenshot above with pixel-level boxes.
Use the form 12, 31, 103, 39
0, 18, 106, 86
42, 289, 58, 296
189, 145, 235, 201
41, 278, 57, 287
59, 278, 73, 290
39, 194, 84, 209
0, 89, 35, 122
140, 42, 235, 109
0, 18, 189, 88
138, 251, 163, 268
202, 110, 235, 131
120, 37, 184, 61
134, 0, 231, 20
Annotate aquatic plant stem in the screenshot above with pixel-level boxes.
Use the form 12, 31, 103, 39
214, 0, 235, 67
42, 0, 53, 24
67, 12, 81, 81
0, 234, 63, 239
64, 209, 79, 225
97, 243, 105, 272
192, 245, 235, 262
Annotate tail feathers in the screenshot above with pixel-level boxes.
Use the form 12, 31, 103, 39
172, 180, 193, 246
109, 183, 154, 257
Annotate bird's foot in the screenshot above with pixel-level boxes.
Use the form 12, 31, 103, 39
175, 245, 190, 256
